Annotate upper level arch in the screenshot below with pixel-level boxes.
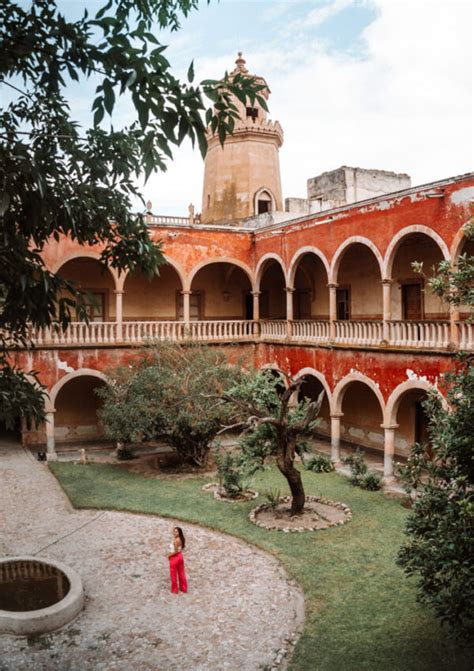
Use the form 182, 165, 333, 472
329, 237, 383, 285
451, 223, 474, 264
119, 255, 186, 293
383, 225, 450, 280
255, 253, 287, 288
187, 257, 255, 293
287, 247, 330, 288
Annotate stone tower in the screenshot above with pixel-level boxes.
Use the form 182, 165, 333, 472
201, 53, 284, 225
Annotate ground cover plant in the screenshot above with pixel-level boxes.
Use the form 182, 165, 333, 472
50, 462, 473, 671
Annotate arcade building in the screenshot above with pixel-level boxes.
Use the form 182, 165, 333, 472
12, 54, 474, 480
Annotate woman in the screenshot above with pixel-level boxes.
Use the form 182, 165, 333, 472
168, 526, 188, 594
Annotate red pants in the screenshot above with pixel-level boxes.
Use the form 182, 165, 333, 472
168, 552, 187, 593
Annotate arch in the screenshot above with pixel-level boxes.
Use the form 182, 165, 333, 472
384, 378, 448, 427
254, 187, 276, 215
46, 369, 109, 412
383, 225, 450, 279
450, 223, 473, 263
187, 257, 255, 292
331, 372, 385, 416
52, 251, 120, 291
287, 247, 331, 288
293, 367, 332, 403
329, 237, 383, 284
255, 253, 287, 288
120, 255, 186, 292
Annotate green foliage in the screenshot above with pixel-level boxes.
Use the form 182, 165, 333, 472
222, 368, 323, 514
99, 343, 239, 466
215, 448, 251, 498
397, 356, 474, 635
343, 448, 381, 490
0, 0, 266, 429
305, 452, 335, 474
263, 488, 281, 510
343, 448, 368, 476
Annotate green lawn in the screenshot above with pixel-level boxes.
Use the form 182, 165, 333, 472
50, 463, 472, 671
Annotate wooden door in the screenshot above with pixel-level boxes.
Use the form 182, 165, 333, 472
402, 283, 422, 320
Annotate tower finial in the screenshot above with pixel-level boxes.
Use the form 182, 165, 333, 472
234, 51, 248, 74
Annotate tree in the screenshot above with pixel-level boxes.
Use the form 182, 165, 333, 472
98, 343, 240, 467
397, 232, 474, 635
0, 0, 267, 429
220, 369, 323, 515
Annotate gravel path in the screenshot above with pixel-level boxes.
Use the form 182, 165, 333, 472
0, 443, 304, 671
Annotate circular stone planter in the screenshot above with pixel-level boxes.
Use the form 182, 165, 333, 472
202, 482, 259, 503
249, 495, 352, 532
0, 557, 84, 636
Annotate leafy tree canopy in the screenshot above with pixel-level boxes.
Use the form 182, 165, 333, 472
0, 0, 267, 428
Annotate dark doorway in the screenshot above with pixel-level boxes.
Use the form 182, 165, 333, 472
245, 292, 253, 320
336, 287, 350, 320
402, 283, 423, 320
415, 400, 432, 456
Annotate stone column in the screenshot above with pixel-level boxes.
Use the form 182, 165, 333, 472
181, 290, 191, 324
382, 425, 398, 481
328, 283, 338, 339
252, 291, 261, 321
330, 412, 343, 463
382, 279, 392, 342
285, 287, 294, 338
114, 290, 124, 340
45, 411, 57, 461
450, 305, 460, 348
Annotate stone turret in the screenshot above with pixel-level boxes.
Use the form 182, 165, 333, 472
201, 53, 284, 225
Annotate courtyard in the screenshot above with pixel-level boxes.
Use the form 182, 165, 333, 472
1, 439, 471, 671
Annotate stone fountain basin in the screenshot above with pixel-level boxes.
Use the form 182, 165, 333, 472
0, 556, 84, 636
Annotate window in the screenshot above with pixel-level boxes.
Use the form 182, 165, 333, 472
246, 106, 258, 120
177, 292, 203, 321
257, 190, 272, 215
79, 291, 106, 322
336, 287, 350, 320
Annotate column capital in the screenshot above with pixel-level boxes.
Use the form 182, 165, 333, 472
327, 283, 338, 290
251, 290, 261, 297
381, 279, 393, 286
45, 409, 56, 415
285, 286, 295, 293
113, 289, 124, 295
181, 290, 192, 296
330, 412, 344, 419
381, 423, 399, 430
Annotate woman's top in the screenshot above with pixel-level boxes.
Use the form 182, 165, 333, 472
168, 541, 182, 554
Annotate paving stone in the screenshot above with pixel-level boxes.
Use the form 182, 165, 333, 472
0, 444, 304, 670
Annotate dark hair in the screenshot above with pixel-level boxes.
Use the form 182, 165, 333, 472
175, 526, 185, 549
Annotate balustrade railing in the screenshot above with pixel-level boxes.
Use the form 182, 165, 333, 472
334, 320, 383, 345
388, 320, 450, 349
292, 320, 330, 343
29, 319, 473, 350
457, 321, 474, 350
260, 320, 287, 340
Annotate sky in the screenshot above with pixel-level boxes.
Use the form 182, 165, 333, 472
13, 0, 474, 214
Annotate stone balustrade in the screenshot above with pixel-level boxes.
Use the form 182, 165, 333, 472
28, 319, 473, 350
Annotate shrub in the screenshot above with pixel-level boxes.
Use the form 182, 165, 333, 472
215, 449, 250, 498
344, 449, 381, 490
263, 488, 281, 510
305, 452, 334, 473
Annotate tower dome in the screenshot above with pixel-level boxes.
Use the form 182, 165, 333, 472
201, 53, 284, 225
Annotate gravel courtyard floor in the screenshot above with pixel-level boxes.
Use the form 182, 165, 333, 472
0, 442, 304, 671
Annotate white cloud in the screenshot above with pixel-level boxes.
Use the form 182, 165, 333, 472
146, 0, 473, 213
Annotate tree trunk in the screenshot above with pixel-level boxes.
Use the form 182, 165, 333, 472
277, 450, 306, 515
